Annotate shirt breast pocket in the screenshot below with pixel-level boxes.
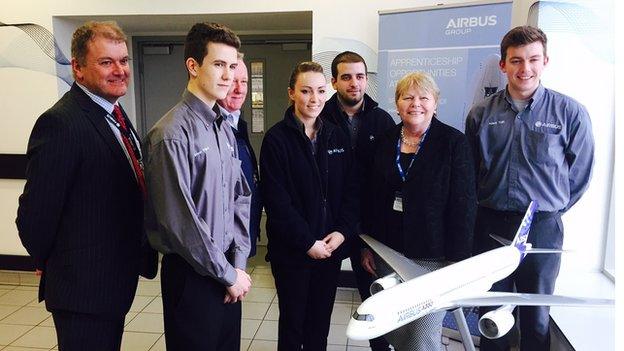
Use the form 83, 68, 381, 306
526, 129, 562, 166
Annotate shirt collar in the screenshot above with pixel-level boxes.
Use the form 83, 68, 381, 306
217, 104, 241, 129
183, 90, 220, 125
504, 83, 546, 111
76, 83, 118, 114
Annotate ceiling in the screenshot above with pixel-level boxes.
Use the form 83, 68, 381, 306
61, 11, 312, 36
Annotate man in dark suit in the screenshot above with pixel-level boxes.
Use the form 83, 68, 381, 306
217, 55, 262, 257
16, 21, 157, 350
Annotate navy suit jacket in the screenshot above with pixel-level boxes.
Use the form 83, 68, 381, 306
16, 83, 157, 317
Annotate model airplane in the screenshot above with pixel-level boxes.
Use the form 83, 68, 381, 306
346, 201, 614, 342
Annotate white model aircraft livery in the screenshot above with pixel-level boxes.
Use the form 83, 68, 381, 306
346, 201, 614, 341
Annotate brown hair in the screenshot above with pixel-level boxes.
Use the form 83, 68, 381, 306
288, 61, 324, 89
71, 21, 127, 66
184, 22, 240, 66
331, 51, 367, 79
500, 26, 548, 61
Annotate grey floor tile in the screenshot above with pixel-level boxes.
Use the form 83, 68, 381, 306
241, 319, 261, 339
348, 337, 371, 347
254, 320, 278, 341
334, 289, 354, 303
124, 312, 138, 326
124, 312, 164, 333
142, 298, 163, 314
240, 338, 252, 351
3, 346, 52, 350
331, 303, 353, 325
242, 302, 270, 320
135, 281, 161, 297
38, 315, 54, 327
245, 287, 276, 303
328, 323, 348, 345
0, 290, 38, 306
10, 326, 56, 349
265, 302, 279, 321
147, 334, 165, 351
120, 331, 161, 351
0, 306, 50, 326
248, 339, 277, 351
0, 324, 33, 346
0, 305, 21, 321
129, 296, 155, 313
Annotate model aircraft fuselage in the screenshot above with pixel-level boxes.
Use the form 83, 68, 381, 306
346, 201, 613, 342
347, 246, 521, 340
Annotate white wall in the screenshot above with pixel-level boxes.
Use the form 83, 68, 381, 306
0, 0, 615, 276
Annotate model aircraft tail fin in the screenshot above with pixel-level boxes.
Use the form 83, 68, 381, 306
510, 201, 538, 258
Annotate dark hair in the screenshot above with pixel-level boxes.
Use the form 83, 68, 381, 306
330, 51, 367, 79
288, 61, 324, 89
71, 21, 127, 66
500, 26, 548, 61
184, 22, 241, 66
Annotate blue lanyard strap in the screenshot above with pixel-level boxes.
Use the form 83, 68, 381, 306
396, 126, 429, 182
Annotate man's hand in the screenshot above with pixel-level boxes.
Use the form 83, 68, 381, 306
361, 248, 377, 277
35, 269, 43, 277
224, 268, 252, 304
323, 231, 345, 253
307, 240, 331, 259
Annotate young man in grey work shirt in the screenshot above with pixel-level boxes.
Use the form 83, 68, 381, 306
143, 22, 252, 350
465, 26, 594, 351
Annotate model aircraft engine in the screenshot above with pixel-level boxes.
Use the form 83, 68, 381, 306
478, 305, 515, 339
369, 273, 403, 295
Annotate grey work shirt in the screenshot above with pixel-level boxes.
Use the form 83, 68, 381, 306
465, 84, 594, 212
143, 90, 251, 286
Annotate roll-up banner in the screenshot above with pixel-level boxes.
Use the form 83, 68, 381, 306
378, 1, 512, 131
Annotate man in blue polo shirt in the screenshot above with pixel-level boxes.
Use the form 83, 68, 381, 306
465, 26, 594, 351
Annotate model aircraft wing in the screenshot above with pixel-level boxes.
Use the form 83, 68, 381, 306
449, 291, 614, 307
360, 234, 430, 281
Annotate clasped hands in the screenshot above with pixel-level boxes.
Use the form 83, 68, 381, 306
306, 231, 345, 259
224, 268, 252, 304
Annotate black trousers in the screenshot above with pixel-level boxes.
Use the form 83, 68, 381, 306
348, 243, 391, 351
272, 258, 341, 351
52, 310, 124, 351
474, 207, 563, 351
161, 254, 241, 351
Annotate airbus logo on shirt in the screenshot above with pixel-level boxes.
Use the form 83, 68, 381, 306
535, 121, 562, 130
327, 148, 345, 155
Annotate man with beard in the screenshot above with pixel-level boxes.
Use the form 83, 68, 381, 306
321, 51, 395, 351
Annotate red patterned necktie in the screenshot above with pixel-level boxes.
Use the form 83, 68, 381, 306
113, 105, 146, 197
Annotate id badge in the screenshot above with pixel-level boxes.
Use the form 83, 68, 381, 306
393, 191, 403, 212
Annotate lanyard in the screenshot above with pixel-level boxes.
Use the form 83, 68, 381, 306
105, 113, 142, 161
396, 127, 429, 182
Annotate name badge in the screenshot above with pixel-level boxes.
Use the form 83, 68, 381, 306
393, 191, 403, 212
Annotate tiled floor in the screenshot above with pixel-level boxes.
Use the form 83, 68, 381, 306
0, 249, 471, 350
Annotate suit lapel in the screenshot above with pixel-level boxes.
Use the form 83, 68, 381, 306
70, 84, 135, 177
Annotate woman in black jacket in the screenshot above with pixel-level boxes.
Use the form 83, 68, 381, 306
361, 72, 477, 351
260, 61, 358, 350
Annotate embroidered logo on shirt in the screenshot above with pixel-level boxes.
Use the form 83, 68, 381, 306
535, 121, 562, 130
327, 148, 345, 155
193, 147, 210, 157
488, 120, 505, 126
369, 135, 375, 141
